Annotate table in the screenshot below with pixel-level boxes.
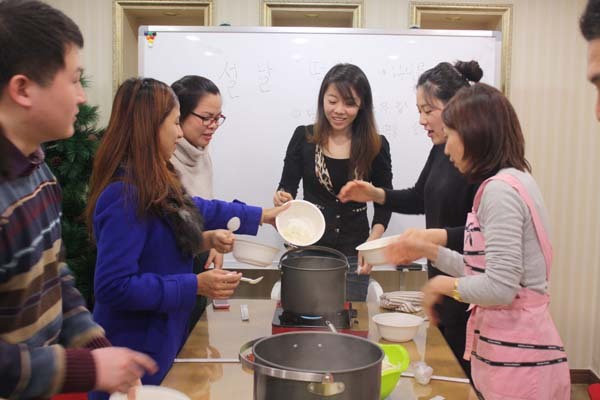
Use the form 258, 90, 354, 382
162, 299, 472, 399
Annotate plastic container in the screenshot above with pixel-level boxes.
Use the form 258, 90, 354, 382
355, 235, 402, 265
232, 238, 280, 267
372, 312, 424, 342
275, 200, 325, 246
379, 344, 410, 399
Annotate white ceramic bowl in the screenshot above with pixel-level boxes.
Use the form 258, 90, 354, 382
276, 200, 325, 246
355, 235, 401, 265
109, 386, 190, 400
372, 312, 424, 342
232, 238, 280, 267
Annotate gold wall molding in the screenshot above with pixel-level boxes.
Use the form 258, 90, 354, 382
409, 2, 512, 95
262, 1, 363, 27
113, 0, 212, 92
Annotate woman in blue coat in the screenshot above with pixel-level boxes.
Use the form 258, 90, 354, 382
86, 78, 284, 397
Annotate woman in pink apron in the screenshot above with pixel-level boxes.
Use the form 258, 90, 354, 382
385, 83, 570, 399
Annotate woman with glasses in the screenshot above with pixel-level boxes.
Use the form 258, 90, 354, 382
171, 75, 225, 208
274, 63, 393, 297
170, 75, 230, 332
87, 78, 286, 396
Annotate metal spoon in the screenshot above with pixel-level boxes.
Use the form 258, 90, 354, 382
240, 276, 264, 285
325, 320, 338, 333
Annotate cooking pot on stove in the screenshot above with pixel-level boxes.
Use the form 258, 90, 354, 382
240, 331, 383, 400
279, 246, 348, 316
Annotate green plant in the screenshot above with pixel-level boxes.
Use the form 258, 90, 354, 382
45, 77, 103, 308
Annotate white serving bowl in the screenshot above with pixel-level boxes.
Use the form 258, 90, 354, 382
275, 200, 325, 246
110, 386, 190, 400
232, 238, 280, 267
372, 312, 424, 342
355, 235, 401, 265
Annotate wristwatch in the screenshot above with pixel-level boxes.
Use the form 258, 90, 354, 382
451, 278, 463, 302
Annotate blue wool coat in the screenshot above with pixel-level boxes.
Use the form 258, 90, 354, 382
89, 182, 261, 398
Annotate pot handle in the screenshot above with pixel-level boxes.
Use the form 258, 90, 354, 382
306, 380, 346, 397
278, 245, 348, 269
239, 339, 345, 395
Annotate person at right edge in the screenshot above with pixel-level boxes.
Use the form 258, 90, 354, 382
338, 60, 482, 378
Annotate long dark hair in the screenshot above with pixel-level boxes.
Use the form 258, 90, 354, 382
417, 60, 483, 106
86, 78, 204, 255
442, 83, 531, 182
171, 75, 220, 122
312, 63, 380, 179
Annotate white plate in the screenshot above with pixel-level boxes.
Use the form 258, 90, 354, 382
109, 386, 190, 400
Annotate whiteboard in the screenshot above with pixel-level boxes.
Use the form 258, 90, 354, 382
139, 26, 501, 257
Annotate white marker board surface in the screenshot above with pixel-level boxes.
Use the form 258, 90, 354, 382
139, 26, 501, 260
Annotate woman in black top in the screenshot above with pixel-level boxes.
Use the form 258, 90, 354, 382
274, 63, 393, 268
338, 61, 483, 377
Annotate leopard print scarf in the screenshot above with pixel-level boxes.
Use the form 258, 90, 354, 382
314, 143, 360, 196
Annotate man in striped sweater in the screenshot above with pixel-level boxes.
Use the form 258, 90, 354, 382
0, 0, 157, 398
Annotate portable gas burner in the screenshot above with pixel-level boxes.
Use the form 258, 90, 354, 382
271, 302, 368, 338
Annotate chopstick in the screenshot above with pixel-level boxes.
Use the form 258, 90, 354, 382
401, 372, 470, 384
174, 358, 240, 363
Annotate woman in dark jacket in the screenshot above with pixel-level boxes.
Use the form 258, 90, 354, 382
274, 63, 393, 297
338, 60, 483, 377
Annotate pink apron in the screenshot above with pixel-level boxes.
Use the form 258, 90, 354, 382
463, 174, 570, 399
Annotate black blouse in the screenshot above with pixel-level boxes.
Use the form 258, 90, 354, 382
383, 144, 478, 277
324, 156, 349, 194
277, 125, 393, 256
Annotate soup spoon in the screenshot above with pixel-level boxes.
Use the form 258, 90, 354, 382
240, 276, 264, 285
227, 217, 241, 232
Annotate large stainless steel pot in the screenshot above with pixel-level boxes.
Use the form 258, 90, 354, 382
279, 246, 348, 315
240, 332, 383, 400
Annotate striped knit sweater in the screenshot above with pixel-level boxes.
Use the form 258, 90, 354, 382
0, 136, 110, 399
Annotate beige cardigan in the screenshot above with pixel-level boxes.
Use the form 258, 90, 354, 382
171, 138, 213, 199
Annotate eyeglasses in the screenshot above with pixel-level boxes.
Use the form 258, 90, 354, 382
190, 111, 226, 127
